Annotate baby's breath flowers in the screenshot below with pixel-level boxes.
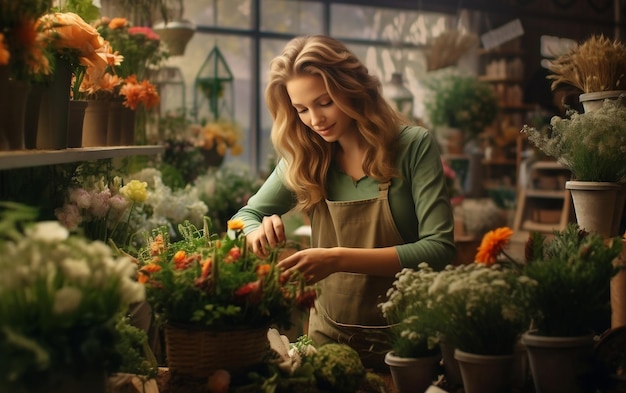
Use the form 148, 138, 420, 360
522, 98, 626, 184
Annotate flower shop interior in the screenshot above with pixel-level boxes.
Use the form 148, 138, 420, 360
1, 1, 626, 393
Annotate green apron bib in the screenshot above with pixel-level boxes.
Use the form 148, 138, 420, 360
308, 181, 405, 370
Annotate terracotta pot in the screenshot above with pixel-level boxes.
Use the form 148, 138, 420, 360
579, 90, 626, 112
454, 348, 515, 393
384, 351, 441, 393
565, 180, 626, 238
522, 331, 595, 393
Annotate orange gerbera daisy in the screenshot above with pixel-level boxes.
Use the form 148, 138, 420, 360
0, 33, 10, 65
475, 226, 514, 266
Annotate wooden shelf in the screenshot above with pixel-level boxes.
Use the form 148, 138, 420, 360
0, 146, 164, 170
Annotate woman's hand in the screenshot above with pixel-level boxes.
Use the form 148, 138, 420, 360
277, 248, 338, 284
246, 214, 286, 258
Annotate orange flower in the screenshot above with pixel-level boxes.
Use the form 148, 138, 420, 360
200, 258, 213, 279
150, 234, 165, 256
173, 250, 186, 263
256, 263, 271, 278
0, 33, 10, 66
142, 263, 162, 274
39, 12, 103, 57
108, 17, 127, 30
119, 76, 160, 110
137, 271, 149, 284
475, 227, 514, 266
227, 219, 245, 231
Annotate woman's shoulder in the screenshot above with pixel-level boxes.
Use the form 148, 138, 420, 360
397, 125, 435, 150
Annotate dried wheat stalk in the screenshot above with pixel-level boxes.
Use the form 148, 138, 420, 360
424, 30, 479, 72
547, 34, 626, 93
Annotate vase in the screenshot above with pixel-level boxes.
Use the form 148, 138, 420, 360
579, 90, 626, 112
119, 107, 136, 145
82, 100, 110, 147
565, 181, 626, 238
1, 79, 31, 151
164, 324, 268, 378
36, 56, 72, 150
611, 239, 626, 329
521, 331, 596, 393
23, 84, 44, 149
454, 348, 515, 393
384, 351, 440, 393
107, 100, 124, 146
67, 100, 88, 148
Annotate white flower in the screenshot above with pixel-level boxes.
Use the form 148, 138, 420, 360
52, 287, 83, 314
26, 221, 69, 242
61, 258, 91, 283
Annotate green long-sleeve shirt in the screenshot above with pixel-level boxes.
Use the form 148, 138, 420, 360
232, 126, 456, 270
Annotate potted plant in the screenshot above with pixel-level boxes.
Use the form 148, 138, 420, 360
521, 98, 626, 237
423, 73, 499, 153
0, 203, 147, 393
520, 224, 623, 393
134, 217, 317, 379
426, 261, 534, 393
378, 264, 442, 393
546, 34, 626, 112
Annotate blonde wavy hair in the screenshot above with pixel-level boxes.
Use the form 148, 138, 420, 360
266, 35, 407, 212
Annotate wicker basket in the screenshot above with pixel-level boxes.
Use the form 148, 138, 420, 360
164, 324, 268, 378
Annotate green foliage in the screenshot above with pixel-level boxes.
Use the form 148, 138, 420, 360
310, 344, 366, 393
424, 73, 499, 142
54, 0, 100, 22
522, 98, 626, 183
114, 316, 158, 378
523, 223, 623, 336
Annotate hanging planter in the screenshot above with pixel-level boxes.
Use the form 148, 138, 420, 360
153, 20, 195, 56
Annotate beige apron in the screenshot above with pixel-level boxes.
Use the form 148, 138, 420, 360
308, 181, 405, 370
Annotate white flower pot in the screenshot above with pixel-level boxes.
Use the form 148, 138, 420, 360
579, 90, 626, 112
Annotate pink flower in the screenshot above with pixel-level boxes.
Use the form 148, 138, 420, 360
128, 26, 160, 41
109, 193, 130, 212
69, 188, 91, 209
88, 190, 111, 218
55, 204, 83, 230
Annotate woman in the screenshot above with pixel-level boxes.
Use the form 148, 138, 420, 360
232, 35, 455, 369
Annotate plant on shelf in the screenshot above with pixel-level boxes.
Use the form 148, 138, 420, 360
423, 73, 499, 145
521, 98, 626, 184
0, 202, 146, 392
547, 34, 626, 94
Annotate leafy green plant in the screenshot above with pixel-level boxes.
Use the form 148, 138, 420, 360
424, 73, 499, 142
522, 98, 626, 183
523, 223, 623, 336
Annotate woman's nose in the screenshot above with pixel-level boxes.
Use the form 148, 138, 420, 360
310, 110, 325, 127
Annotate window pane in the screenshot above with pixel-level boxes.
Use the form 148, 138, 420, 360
185, 0, 251, 29
261, 0, 324, 34
165, 33, 253, 166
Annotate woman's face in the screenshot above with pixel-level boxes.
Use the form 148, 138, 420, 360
286, 74, 355, 143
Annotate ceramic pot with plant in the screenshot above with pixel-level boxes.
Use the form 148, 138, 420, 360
379, 264, 442, 393
521, 224, 623, 393
547, 34, 626, 112
522, 98, 626, 237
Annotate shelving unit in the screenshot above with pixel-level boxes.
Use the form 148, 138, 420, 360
0, 146, 164, 170
512, 160, 574, 234
478, 39, 533, 195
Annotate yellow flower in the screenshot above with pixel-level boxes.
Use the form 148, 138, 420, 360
120, 179, 148, 203
227, 218, 245, 231
475, 227, 513, 266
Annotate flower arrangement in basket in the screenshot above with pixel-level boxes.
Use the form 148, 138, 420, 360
0, 202, 146, 392
134, 217, 317, 377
